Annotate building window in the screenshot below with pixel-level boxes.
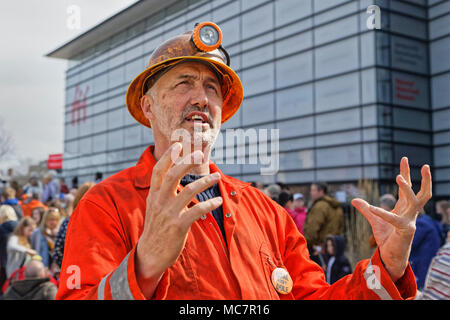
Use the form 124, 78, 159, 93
276, 84, 313, 120
242, 3, 274, 40
315, 72, 360, 112
276, 51, 313, 88
315, 37, 359, 79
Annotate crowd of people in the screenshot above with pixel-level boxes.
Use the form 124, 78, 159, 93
0, 171, 95, 299
0, 171, 448, 299
252, 180, 450, 298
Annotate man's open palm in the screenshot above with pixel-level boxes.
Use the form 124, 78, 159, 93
352, 157, 432, 281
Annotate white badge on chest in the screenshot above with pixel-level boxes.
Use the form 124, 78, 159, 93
271, 267, 293, 294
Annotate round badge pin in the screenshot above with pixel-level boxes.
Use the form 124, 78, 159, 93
271, 267, 293, 295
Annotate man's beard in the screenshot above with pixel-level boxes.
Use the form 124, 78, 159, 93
166, 106, 220, 150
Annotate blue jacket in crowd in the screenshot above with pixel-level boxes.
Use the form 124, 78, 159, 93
409, 214, 443, 289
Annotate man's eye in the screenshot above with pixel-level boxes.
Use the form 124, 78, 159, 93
207, 85, 218, 92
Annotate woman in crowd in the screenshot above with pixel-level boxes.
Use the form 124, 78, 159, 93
6, 217, 37, 278
31, 206, 45, 226
52, 182, 95, 268
0, 205, 19, 287
30, 208, 61, 268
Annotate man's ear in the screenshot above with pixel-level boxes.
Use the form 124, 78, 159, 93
140, 93, 155, 122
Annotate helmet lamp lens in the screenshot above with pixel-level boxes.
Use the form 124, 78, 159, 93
199, 25, 219, 46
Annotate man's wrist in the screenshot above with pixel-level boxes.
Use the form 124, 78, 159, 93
378, 248, 407, 282
135, 241, 165, 299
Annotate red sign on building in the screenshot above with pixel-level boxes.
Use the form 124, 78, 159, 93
71, 85, 89, 125
48, 154, 63, 170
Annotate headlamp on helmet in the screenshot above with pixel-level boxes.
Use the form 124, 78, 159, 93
192, 22, 229, 66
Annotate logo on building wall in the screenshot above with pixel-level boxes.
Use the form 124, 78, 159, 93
71, 85, 89, 126
395, 78, 419, 101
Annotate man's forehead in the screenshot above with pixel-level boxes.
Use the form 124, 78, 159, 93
165, 61, 221, 82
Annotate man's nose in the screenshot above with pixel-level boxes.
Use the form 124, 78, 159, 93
189, 84, 209, 109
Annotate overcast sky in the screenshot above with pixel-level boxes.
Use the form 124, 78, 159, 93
0, 0, 138, 174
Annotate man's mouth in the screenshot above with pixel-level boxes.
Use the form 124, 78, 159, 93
184, 111, 211, 126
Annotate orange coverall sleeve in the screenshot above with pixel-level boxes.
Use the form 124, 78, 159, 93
55, 198, 146, 300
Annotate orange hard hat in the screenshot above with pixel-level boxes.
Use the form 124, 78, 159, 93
126, 21, 244, 128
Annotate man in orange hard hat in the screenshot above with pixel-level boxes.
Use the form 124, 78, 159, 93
57, 22, 432, 300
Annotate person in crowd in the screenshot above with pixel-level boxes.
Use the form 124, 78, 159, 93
41, 171, 61, 204
22, 174, 43, 197
47, 199, 67, 219
41, 174, 56, 204
63, 193, 75, 218
250, 181, 264, 191
416, 231, 450, 300
369, 194, 397, 248
30, 208, 61, 268
265, 184, 281, 202
3, 258, 57, 300
409, 210, 443, 290
278, 191, 306, 234
0, 205, 19, 288
1, 169, 14, 190
290, 193, 308, 235
277, 182, 290, 193
278, 191, 293, 211
95, 172, 103, 184
6, 217, 37, 278
1, 187, 24, 221
446, 203, 450, 237
71, 176, 78, 190
323, 235, 352, 284
59, 178, 70, 195
379, 194, 397, 212
52, 182, 95, 269
436, 200, 450, 241
9, 181, 23, 203
21, 193, 47, 218
31, 207, 45, 226
303, 182, 344, 264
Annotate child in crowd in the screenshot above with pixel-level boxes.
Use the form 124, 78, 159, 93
323, 235, 352, 284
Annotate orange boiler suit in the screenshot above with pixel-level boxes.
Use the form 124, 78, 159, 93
56, 146, 417, 300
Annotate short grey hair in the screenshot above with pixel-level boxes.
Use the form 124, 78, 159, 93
25, 260, 46, 279
379, 194, 396, 211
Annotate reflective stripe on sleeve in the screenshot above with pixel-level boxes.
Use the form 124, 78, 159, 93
109, 252, 135, 300
97, 271, 112, 300
363, 260, 393, 300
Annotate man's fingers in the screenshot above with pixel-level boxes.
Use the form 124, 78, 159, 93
416, 164, 432, 208
368, 205, 403, 228
150, 143, 182, 190
182, 197, 223, 227
351, 198, 372, 221
352, 198, 401, 227
396, 174, 416, 203
172, 172, 221, 213
202, 143, 212, 165
159, 150, 204, 197
399, 157, 412, 187
396, 174, 420, 218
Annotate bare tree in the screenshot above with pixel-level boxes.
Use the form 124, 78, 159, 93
0, 117, 14, 161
